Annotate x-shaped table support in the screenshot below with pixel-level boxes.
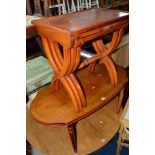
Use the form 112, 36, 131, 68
40, 28, 124, 113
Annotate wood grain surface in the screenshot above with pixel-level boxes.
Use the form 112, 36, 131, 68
30, 64, 128, 125
32, 8, 129, 48
27, 97, 120, 155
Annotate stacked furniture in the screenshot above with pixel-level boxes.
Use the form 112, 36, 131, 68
30, 8, 129, 153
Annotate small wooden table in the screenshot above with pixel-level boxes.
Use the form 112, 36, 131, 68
30, 8, 129, 153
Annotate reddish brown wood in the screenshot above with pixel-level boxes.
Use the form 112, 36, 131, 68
30, 64, 128, 125
67, 123, 77, 153
32, 8, 129, 47
40, 35, 86, 112
31, 64, 128, 152
30, 8, 129, 152
103, 56, 118, 86
91, 28, 125, 86
27, 99, 120, 155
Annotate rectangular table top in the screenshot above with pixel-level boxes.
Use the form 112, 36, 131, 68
32, 8, 129, 47
32, 8, 128, 35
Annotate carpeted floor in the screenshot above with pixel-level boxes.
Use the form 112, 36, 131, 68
89, 133, 129, 155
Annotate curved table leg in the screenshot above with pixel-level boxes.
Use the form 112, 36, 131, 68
102, 56, 118, 86
41, 36, 86, 112
91, 29, 124, 86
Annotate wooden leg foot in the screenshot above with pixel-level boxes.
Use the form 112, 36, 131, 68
117, 88, 125, 114
67, 123, 77, 153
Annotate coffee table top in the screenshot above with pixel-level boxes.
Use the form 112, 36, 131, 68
30, 64, 128, 125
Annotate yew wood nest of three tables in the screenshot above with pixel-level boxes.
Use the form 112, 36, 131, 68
30, 8, 129, 153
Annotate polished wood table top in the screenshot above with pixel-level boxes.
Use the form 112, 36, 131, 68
32, 8, 129, 47
32, 8, 128, 33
